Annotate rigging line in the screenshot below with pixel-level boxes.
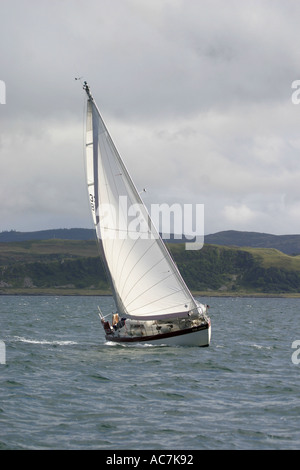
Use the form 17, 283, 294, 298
94, 106, 175, 300
96, 225, 151, 235
106, 123, 145, 209
107, 209, 158, 297
84, 105, 109, 282
115, 235, 140, 293
121, 248, 165, 305
129, 301, 191, 317
102, 134, 124, 202
97, 110, 133, 212
121, 249, 164, 304
96, 105, 154, 288
90, 93, 143, 217
96, 117, 139, 285
124, 270, 183, 310
149, 217, 196, 308
91, 102, 122, 312
92, 105, 119, 202
111, 234, 126, 284
127, 292, 191, 316
96, 116, 122, 274
119, 240, 157, 299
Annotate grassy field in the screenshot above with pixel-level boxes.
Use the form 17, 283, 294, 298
0, 239, 99, 260
0, 239, 300, 296
240, 246, 300, 270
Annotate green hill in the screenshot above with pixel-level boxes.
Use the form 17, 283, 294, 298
0, 240, 107, 295
1, 228, 300, 255
0, 239, 299, 296
0, 228, 95, 243
168, 244, 300, 295
205, 230, 300, 255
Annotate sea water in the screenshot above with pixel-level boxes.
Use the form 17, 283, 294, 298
0, 295, 300, 450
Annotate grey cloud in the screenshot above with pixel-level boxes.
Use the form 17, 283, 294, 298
1, 0, 300, 234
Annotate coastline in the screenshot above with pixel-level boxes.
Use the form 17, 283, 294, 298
1, 288, 300, 298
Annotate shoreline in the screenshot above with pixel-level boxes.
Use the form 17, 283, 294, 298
1, 288, 300, 298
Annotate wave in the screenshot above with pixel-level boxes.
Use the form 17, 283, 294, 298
105, 340, 167, 348
252, 343, 273, 350
12, 336, 77, 346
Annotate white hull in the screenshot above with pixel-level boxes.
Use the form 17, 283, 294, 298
152, 323, 211, 347
102, 317, 211, 347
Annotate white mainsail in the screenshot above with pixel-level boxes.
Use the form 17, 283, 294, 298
85, 90, 198, 320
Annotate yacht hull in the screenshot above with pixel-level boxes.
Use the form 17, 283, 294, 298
104, 319, 211, 347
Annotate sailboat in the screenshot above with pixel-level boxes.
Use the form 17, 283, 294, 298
83, 81, 211, 346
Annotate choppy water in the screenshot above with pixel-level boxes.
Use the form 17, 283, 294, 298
0, 295, 300, 450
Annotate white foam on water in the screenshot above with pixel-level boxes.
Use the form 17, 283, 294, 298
13, 336, 77, 346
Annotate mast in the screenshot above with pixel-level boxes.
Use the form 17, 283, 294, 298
84, 81, 125, 314
83, 81, 93, 101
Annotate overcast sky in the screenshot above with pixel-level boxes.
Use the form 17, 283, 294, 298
1, 0, 300, 236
